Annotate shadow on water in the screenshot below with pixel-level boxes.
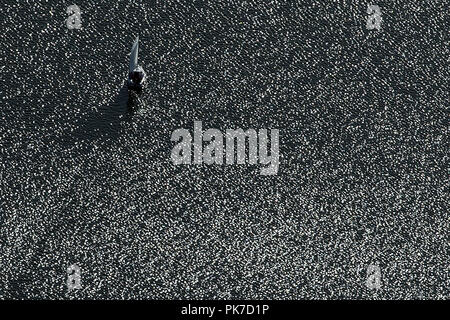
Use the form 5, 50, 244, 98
59, 82, 143, 147
127, 90, 144, 116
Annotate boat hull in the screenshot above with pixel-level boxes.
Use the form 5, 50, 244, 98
127, 81, 144, 92
127, 74, 146, 92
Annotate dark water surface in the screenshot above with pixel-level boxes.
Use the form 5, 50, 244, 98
0, 1, 448, 298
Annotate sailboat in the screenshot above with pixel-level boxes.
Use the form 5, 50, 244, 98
127, 36, 147, 91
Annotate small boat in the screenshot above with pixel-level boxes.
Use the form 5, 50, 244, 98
127, 36, 147, 91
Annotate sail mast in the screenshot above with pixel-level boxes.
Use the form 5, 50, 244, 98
129, 36, 139, 73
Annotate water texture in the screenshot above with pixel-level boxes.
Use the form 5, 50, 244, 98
0, 1, 448, 299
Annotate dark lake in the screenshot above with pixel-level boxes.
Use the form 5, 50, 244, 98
0, 1, 447, 299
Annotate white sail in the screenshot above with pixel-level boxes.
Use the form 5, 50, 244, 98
129, 36, 139, 73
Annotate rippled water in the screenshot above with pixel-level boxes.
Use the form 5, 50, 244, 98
0, 1, 448, 299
